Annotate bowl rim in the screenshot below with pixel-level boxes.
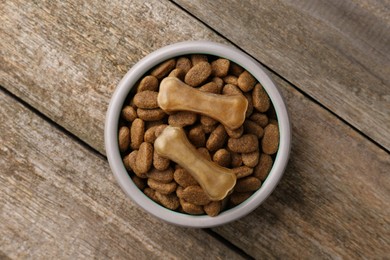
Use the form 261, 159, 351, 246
105, 41, 291, 228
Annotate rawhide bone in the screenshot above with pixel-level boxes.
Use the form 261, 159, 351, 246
158, 77, 248, 130
154, 126, 237, 201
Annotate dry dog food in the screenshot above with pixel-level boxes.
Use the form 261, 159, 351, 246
118, 54, 279, 216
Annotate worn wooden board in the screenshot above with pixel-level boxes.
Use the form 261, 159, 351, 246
0, 0, 224, 154
0, 90, 245, 259
172, 0, 390, 150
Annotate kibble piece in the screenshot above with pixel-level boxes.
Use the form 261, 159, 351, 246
137, 108, 166, 121
185, 61, 212, 87
237, 70, 256, 92
230, 192, 253, 206
144, 188, 160, 203
223, 75, 238, 85
137, 75, 159, 92
118, 126, 130, 152
132, 176, 146, 190
128, 150, 147, 178
242, 151, 260, 168
197, 147, 211, 161
154, 124, 168, 137
130, 118, 145, 150
206, 124, 228, 151
202, 124, 217, 134
244, 92, 254, 117
133, 91, 159, 109
253, 153, 273, 181
228, 134, 258, 153
136, 142, 153, 174
121, 106, 137, 122
190, 54, 208, 65
211, 77, 224, 90
180, 199, 204, 215
181, 185, 211, 205
235, 177, 261, 192
199, 82, 221, 94
168, 68, 185, 80
147, 167, 174, 183
222, 84, 242, 95
211, 58, 230, 77
200, 115, 218, 127
253, 83, 270, 112
229, 63, 244, 77
204, 201, 222, 217
176, 57, 192, 74
155, 191, 180, 210
244, 120, 264, 138
150, 58, 176, 79
168, 111, 197, 127
225, 125, 244, 138
176, 185, 185, 198
147, 179, 177, 195
153, 150, 170, 171
145, 120, 165, 129
250, 113, 269, 128
123, 154, 131, 171
262, 124, 279, 155
174, 168, 198, 187
231, 153, 243, 167
188, 125, 206, 147
144, 125, 159, 143
232, 166, 254, 179
213, 149, 231, 168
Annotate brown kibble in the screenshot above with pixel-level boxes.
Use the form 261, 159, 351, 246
230, 192, 253, 206
223, 75, 238, 85
232, 166, 254, 179
190, 54, 208, 65
153, 150, 170, 171
181, 186, 211, 205
121, 106, 137, 122
229, 62, 244, 77
168, 68, 186, 80
128, 150, 147, 178
174, 168, 198, 187
118, 126, 130, 152
144, 125, 159, 143
237, 71, 256, 92
150, 58, 176, 79
253, 153, 273, 181
168, 111, 197, 127
180, 199, 204, 215
148, 179, 177, 195
211, 58, 230, 77
206, 124, 228, 151
176, 57, 192, 74
253, 83, 270, 112
225, 125, 244, 138
228, 134, 258, 153
244, 92, 253, 117
137, 75, 159, 92
188, 125, 206, 147
155, 191, 180, 210
144, 188, 160, 203
154, 124, 168, 137
136, 142, 153, 174
211, 77, 224, 90
130, 118, 145, 150
262, 124, 279, 155
176, 186, 185, 198
133, 91, 159, 109
132, 176, 146, 190
242, 151, 260, 168
250, 113, 269, 128
123, 154, 131, 171
213, 149, 231, 168
201, 124, 217, 134
147, 167, 174, 183
222, 84, 242, 95
204, 201, 222, 217
231, 153, 243, 167
197, 147, 211, 161
244, 120, 264, 138
200, 115, 218, 127
199, 82, 221, 94
137, 108, 166, 121
235, 177, 261, 192
185, 61, 212, 87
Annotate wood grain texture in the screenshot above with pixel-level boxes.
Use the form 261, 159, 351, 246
0, 90, 244, 260
0, 0, 224, 154
172, 0, 390, 150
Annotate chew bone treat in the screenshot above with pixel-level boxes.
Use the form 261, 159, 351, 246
158, 77, 248, 130
118, 54, 280, 216
154, 126, 236, 201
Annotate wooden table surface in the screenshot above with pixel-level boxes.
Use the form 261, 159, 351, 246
1, 0, 389, 259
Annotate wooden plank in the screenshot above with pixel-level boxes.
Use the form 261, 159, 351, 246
0, 0, 225, 154
172, 0, 390, 150
212, 74, 390, 259
0, 90, 245, 259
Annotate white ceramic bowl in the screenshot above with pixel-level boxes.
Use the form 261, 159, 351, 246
105, 41, 291, 228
